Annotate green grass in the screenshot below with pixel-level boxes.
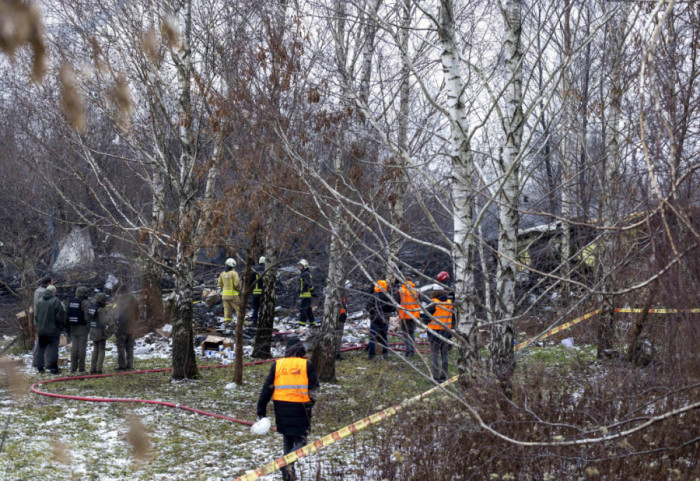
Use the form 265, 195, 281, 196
1, 340, 599, 480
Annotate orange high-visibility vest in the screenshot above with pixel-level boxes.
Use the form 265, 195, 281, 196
428, 298, 453, 330
399, 282, 420, 320
273, 357, 310, 403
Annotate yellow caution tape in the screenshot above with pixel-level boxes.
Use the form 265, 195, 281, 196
514, 309, 601, 351
234, 305, 698, 481
233, 377, 457, 481
614, 308, 700, 314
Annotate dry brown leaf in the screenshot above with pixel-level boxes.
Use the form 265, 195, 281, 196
161, 15, 180, 49
0, 0, 46, 82
126, 413, 152, 461
109, 74, 132, 132
59, 64, 86, 132
0, 357, 30, 398
141, 26, 159, 65
52, 439, 71, 465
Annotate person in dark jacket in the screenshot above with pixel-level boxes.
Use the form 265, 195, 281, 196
89, 293, 114, 374
257, 337, 320, 481
335, 281, 351, 361
32, 276, 53, 369
33, 285, 66, 374
366, 280, 395, 360
297, 259, 315, 328
250, 256, 266, 326
112, 285, 140, 370
68, 286, 91, 373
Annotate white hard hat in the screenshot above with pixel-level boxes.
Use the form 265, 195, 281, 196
259, 256, 266, 264
250, 417, 271, 435
298, 259, 308, 268
225, 258, 236, 267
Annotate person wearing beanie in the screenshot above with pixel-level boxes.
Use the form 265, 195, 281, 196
68, 286, 91, 373
33, 284, 65, 374
113, 285, 140, 371
89, 292, 114, 374
32, 276, 53, 369
256, 337, 320, 481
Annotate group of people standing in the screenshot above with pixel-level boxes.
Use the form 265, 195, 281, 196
32, 276, 140, 375
366, 272, 454, 382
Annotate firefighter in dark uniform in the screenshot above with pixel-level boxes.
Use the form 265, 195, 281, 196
250, 256, 266, 326
257, 337, 320, 481
297, 259, 315, 328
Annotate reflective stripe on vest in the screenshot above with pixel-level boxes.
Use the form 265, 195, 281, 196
399, 283, 420, 320
300, 273, 312, 298
428, 299, 453, 330
273, 357, 310, 403
220, 271, 239, 297
68, 298, 86, 324
252, 272, 263, 295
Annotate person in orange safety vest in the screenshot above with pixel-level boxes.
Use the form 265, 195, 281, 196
423, 292, 453, 382
257, 337, 320, 481
394, 278, 420, 357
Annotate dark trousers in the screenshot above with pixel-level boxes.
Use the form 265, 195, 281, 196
251, 294, 261, 323
335, 313, 347, 357
428, 330, 450, 381
35, 334, 60, 372
400, 317, 416, 355
282, 434, 307, 481
116, 331, 135, 369
70, 329, 89, 372
299, 298, 315, 326
368, 320, 389, 358
91, 339, 107, 373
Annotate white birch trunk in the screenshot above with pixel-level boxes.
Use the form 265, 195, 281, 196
560, 0, 574, 279
168, 0, 199, 380
488, 0, 523, 388
387, 0, 411, 284
438, 0, 479, 378
597, 5, 630, 359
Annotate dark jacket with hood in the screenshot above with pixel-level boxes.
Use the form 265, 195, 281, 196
299, 267, 314, 298
250, 262, 265, 295
35, 288, 66, 336
89, 293, 113, 342
256, 340, 320, 436
366, 287, 395, 325
113, 291, 140, 335
68, 286, 91, 335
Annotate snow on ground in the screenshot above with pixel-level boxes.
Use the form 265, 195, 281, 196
0, 312, 388, 480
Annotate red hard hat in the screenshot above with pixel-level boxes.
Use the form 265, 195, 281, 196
436, 271, 450, 282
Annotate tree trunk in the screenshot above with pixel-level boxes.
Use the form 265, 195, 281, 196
489, 0, 523, 391
253, 252, 277, 359
438, 0, 479, 380
233, 251, 254, 384
171, 247, 198, 380
169, 0, 199, 379
386, 0, 411, 284
597, 4, 630, 359
560, 0, 574, 280
311, 200, 345, 382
